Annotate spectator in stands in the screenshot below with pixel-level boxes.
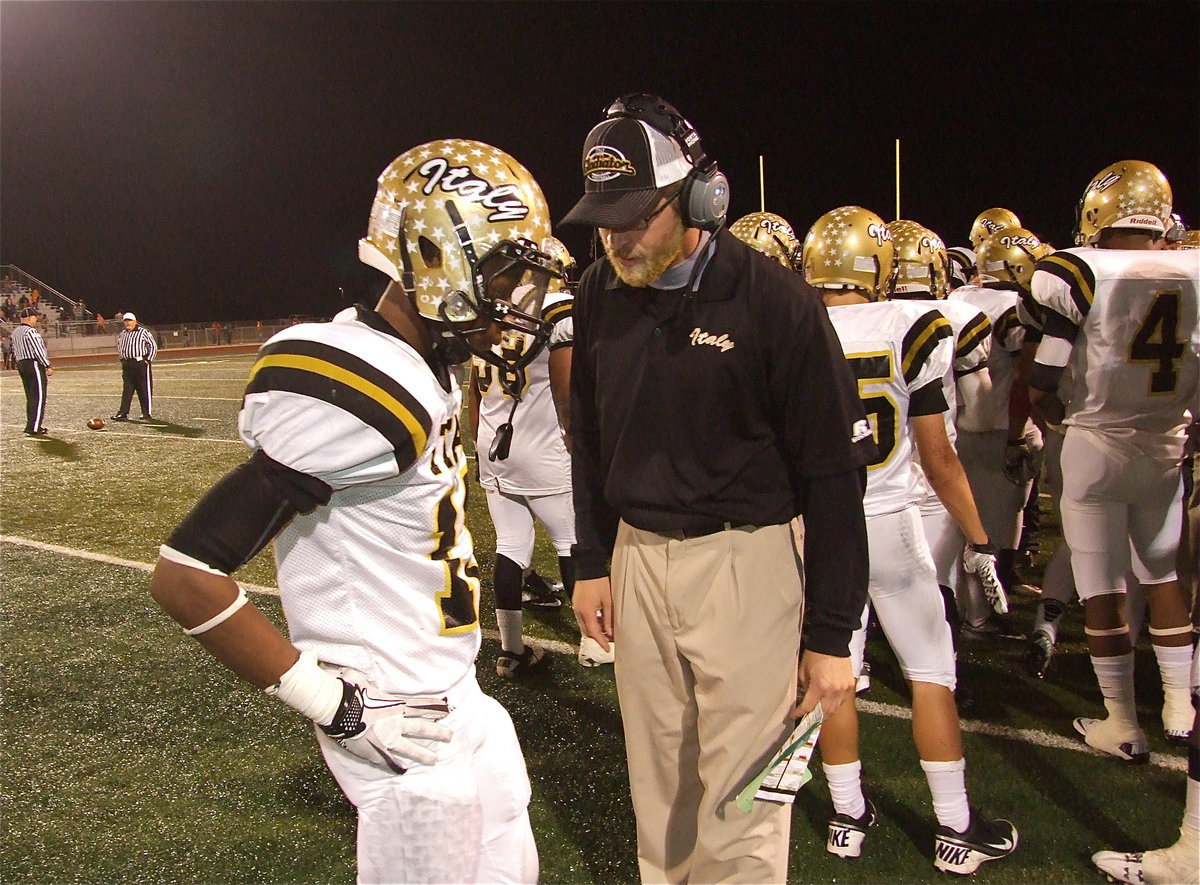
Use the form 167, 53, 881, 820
77, 299, 87, 320
31, 289, 40, 309
3, 296, 15, 321
210, 321, 222, 344
18, 294, 29, 309
1, 332, 13, 370
95, 314, 107, 335
222, 323, 233, 345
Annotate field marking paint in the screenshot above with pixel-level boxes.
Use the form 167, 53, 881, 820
2, 534, 1188, 772
1, 535, 279, 596
3, 423, 243, 444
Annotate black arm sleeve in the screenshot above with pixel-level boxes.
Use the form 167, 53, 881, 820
908, 379, 949, 418
164, 450, 333, 575
570, 264, 621, 579
799, 466, 870, 657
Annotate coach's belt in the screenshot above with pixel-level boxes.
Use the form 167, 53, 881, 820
659, 521, 737, 541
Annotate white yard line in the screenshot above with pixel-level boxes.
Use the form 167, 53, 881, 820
2, 534, 1187, 772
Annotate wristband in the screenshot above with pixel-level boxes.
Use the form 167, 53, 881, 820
265, 649, 344, 724
967, 542, 996, 554
182, 586, 248, 635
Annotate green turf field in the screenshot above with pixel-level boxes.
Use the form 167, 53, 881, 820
1, 354, 1190, 884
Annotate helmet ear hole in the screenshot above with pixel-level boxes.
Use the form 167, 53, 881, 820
418, 236, 442, 268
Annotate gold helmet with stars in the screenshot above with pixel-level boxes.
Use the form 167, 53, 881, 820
1074, 160, 1173, 245
802, 206, 896, 299
359, 139, 560, 336
540, 236, 576, 294
729, 212, 801, 270
888, 219, 951, 299
969, 208, 1021, 251
976, 227, 1045, 291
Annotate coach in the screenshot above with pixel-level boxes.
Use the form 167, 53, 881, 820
112, 312, 157, 422
564, 93, 874, 884
13, 307, 53, 435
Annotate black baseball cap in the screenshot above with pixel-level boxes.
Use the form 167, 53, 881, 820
561, 116, 693, 228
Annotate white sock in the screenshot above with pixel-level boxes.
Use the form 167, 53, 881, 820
495, 609, 524, 654
1091, 652, 1138, 726
1152, 642, 1194, 696
822, 760, 866, 819
921, 758, 969, 833
1185, 775, 1200, 835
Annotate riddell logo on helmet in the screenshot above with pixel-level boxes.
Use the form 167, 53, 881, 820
415, 158, 529, 222
867, 223, 892, 246
584, 146, 637, 182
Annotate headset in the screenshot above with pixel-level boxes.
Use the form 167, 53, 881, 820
604, 93, 729, 232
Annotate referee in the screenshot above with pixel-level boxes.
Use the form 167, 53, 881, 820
13, 307, 53, 435
112, 312, 158, 421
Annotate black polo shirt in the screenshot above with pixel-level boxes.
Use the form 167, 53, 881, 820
571, 230, 875, 654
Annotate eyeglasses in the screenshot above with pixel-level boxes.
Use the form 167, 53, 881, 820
605, 190, 681, 234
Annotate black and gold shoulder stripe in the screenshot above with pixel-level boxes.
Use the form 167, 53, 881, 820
994, 306, 1022, 344
542, 300, 573, 327
246, 338, 432, 469
1037, 253, 1096, 318
901, 310, 953, 385
956, 311, 992, 360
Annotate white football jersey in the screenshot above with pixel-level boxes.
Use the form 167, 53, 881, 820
1032, 247, 1200, 453
892, 297, 992, 441
827, 300, 954, 517
949, 284, 1025, 432
238, 306, 481, 697
474, 290, 573, 495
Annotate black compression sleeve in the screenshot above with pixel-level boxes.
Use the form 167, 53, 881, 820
164, 451, 332, 574
800, 466, 870, 657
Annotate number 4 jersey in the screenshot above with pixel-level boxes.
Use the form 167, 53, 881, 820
1032, 247, 1199, 456
238, 305, 481, 697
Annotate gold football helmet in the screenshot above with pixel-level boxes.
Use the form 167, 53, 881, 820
540, 236, 575, 294
802, 206, 896, 299
1182, 230, 1200, 250
359, 139, 560, 346
1075, 160, 1173, 245
888, 220, 951, 299
730, 212, 801, 269
976, 228, 1045, 291
969, 208, 1021, 250
946, 245, 976, 289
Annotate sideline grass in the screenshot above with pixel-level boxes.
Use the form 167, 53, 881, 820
2, 356, 1191, 884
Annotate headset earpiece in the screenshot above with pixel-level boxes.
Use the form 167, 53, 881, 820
605, 93, 728, 232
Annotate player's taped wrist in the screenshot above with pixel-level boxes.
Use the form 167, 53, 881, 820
264, 649, 344, 725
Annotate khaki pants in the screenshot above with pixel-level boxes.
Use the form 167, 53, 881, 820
612, 521, 804, 884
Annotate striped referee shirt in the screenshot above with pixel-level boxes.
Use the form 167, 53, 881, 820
117, 326, 157, 361
11, 323, 51, 367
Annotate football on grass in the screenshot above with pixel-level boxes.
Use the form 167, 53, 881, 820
86, 418, 106, 431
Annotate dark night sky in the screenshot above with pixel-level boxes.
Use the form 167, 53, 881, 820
2, 1, 1197, 324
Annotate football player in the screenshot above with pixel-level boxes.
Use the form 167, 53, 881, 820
886, 220, 1000, 643
1028, 160, 1198, 761
729, 211, 801, 270
803, 206, 1017, 876
470, 237, 614, 674
948, 228, 1047, 631
149, 140, 562, 884
947, 245, 977, 291
969, 207, 1022, 252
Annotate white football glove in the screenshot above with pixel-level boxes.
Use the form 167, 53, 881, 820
267, 652, 452, 774
320, 675, 451, 773
962, 543, 1009, 615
